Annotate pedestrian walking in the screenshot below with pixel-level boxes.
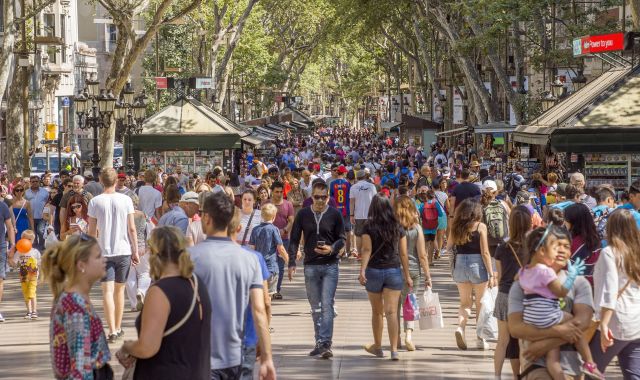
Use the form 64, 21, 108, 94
189, 192, 275, 379
117, 226, 211, 380
25, 176, 49, 250
493, 205, 531, 379
125, 200, 151, 312
393, 195, 432, 352
42, 234, 113, 379
60, 194, 89, 240
0, 194, 16, 322
11, 184, 33, 242
288, 179, 345, 359
350, 168, 377, 255
88, 168, 139, 343
590, 210, 640, 378
236, 190, 262, 245
447, 198, 495, 350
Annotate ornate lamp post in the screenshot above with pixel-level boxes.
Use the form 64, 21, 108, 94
74, 73, 117, 177
114, 82, 146, 175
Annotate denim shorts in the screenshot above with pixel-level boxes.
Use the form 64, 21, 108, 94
452, 254, 489, 284
364, 267, 403, 293
0, 242, 6, 280
101, 255, 131, 283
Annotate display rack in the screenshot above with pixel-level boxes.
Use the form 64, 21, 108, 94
584, 154, 630, 190
139, 150, 227, 176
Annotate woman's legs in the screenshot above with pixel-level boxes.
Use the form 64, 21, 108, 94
436, 229, 445, 254
472, 283, 488, 322
456, 282, 473, 328
367, 291, 384, 349
494, 320, 510, 378
383, 288, 401, 352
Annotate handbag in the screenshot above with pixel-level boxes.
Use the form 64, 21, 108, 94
121, 275, 200, 380
584, 279, 631, 343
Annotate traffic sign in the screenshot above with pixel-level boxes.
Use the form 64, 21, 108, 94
62, 97, 70, 107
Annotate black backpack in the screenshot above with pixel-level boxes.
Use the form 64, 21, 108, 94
505, 173, 518, 198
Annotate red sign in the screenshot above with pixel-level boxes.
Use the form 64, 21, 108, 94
574, 33, 625, 56
155, 77, 167, 89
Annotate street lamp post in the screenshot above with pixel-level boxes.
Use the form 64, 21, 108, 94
114, 83, 146, 175
74, 73, 117, 178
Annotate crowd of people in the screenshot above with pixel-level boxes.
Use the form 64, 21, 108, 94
0, 126, 638, 380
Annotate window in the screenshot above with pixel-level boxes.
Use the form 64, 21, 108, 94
60, 14, 66, 63
108, 24, 117, 43
44, 14, 55, 37
0, 0, 4, 33
106, 24, 117, 52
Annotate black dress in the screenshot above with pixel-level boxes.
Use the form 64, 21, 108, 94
134, 275, 211, 380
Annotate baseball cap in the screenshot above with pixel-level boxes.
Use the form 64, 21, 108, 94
482, 180, 497, 192
337, 165, 348, 174
180, 191, 199, 205
117, 173, 126, 179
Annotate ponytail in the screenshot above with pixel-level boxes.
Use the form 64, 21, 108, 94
147, 226, 192, 281
178, 249, 194, 278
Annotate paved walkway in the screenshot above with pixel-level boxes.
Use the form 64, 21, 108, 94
0, 255, 624, 379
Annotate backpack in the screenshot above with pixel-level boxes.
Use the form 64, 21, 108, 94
421, 201, 439, 230
504, 173, 519, 198
592, 207, 612, 243
483, 200, 507, 245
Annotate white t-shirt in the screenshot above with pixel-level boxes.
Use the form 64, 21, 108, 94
187, 220, 206, 246
236, 209, 262, 244
137, 185, 163, 219
88, 192, 134, 257
350, 180, 377, 220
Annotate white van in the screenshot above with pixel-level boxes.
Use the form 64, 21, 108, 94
30, 152, 82, 177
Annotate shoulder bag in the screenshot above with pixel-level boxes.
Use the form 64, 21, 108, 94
120, 275, 200, 380
583, 279, 631, 343
241, 210, 256, 246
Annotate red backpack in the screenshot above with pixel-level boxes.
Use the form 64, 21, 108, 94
421, 201, 439, 230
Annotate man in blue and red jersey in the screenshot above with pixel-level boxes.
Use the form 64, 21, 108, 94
329, 165, 352, 255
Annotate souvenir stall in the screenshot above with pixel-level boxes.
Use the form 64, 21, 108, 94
131, 96, 248, 175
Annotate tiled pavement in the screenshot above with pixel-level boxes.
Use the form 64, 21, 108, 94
0, 255, 623, 379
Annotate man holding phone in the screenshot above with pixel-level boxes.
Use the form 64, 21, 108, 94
288, 179, 345, 359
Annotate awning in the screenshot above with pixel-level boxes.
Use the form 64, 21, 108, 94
254, 126, 280, 138
513, 66, 633, 145
381, 121, 402, 131
435, 127, 468, 136
242, 133, 273, 147
474, 122, 514, 134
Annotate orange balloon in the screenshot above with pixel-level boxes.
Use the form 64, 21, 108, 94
16, 238, 32, 254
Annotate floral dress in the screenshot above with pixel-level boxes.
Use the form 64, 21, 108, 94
50, 292, 110, 380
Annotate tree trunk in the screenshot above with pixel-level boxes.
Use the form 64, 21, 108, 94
0, 0, 16, 109
412, 10, 442, 101
6, 69, 25, 176
631, 0, 640, 30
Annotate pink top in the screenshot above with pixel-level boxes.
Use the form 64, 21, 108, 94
519, 263, 558, 299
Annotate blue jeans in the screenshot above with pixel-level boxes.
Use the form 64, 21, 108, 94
304, 262, 339, 346
34, 219, 46, 250
239, 345, 256, 380
276, 239, 289, 293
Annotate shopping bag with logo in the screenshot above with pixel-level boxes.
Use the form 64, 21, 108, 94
418, 288, 444, 330
476, 286, 498, 341
402, 291, 420, 322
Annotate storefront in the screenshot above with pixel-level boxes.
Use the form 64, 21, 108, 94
513, 65, 638, 188
131, 96, 248, 175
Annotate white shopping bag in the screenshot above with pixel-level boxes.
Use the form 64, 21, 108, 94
476, 287, 499, 341
418, 288, 444, 330
44, 228, 59, 249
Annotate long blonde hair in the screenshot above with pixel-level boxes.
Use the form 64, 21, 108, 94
41, 234, 99, 300
606, 210, 640, 285
393, 195, 419, 229
147, 226, 194, 281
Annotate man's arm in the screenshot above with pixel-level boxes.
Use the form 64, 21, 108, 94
287, 212, 303, 266
88, 217, 97, 238
5, 218, 15, 263
331, 211, 346, 255
127, 213, 139, 264
250, 284, 276, 379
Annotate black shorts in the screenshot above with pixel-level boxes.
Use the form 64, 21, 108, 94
101, 255, 131, 283
424, 233, 436, 242
354, 219, 367, 236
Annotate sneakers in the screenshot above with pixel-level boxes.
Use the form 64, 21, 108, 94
582, 362, 605, 380
390, 351, 400, 361
107, 333, 118, 343
136, 292, 144, 311
116, 329, 125, 339
24, 312, 32, 320
31, 312, 38, 320
309, 344, 323, 356
404, 338, 416, 351
455, 327, 467, 350
476, 337, 489, 350
0, 313, 4, 322
272, 293, 283, 300
364, 344, 384, 358
319, 344, 333, 359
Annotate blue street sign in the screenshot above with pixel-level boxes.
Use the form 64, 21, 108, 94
62, 97, 70, 107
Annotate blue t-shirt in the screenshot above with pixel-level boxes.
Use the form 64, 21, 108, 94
249, 222, 282, 275
617, 203, 640, 229
417, 199, 444, 235
550, 200, 575, 211
242, 247, 270, 347
0, 202, 10, 247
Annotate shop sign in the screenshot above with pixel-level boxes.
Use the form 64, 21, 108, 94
573, 33, 625, 57
195, 77, 213, 89
155, 77, 168, 89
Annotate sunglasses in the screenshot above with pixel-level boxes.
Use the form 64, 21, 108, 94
14, 188, 23, 192
313, 195, 328, 201
71, 204, 82, 209
66, 184, 73, 188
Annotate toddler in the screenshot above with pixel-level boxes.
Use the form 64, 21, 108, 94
17, 230, 41, 320
249, 203, 288, 296
519, 223, 603, 380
